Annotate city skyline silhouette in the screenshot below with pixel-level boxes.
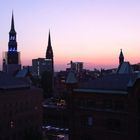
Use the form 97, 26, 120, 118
1, 0, 140, 71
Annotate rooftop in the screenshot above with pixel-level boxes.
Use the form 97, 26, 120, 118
66, 71, 77, 84
74, 89, 128, 95
117, 61, 133, 74
0, 71, 30, 90
79, 73, 138, 91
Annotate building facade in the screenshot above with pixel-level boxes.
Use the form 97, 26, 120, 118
32, 58, 52, 77
68, 61, 83, 73
69, 73, 140, 140
0, 72, 43, 140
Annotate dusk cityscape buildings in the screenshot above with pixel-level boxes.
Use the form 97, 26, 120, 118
1, 5, 140, 140
32, 31, 54, 77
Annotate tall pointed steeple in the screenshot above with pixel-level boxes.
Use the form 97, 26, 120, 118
119, 49, 124, 65
43, 31, 54, 96
7, 12, 19, 64
46, 30, 53, 59
10, 11, 16, 33
48, 30, 51, 48
46, 30, 54, 74
8, 12, 17, 52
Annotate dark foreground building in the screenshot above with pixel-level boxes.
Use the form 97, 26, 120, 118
0, 72, 42, 140
69, 73, 140, 140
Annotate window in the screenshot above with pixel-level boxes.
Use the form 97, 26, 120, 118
86, 100, 96, 108
96, 100, 103, 109
114, 101, 124, 111
107, 119, 121, 132
80, 116, 94, 128
88, 116, 93, 126
76, 99, 85, 108
10, 36, 15, 40
104, 99, 112, 110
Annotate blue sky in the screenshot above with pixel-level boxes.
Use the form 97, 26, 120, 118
1, 0, 140, 71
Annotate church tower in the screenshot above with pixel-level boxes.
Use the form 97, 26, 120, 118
8, 12, 18, 64
119, 49, 124, 65
3, 12, 21, 75
41, 31, 54, 97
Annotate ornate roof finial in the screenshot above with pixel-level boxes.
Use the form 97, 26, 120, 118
119, 49, 124, 65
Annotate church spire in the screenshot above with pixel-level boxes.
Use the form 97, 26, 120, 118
48, 30, 51, 48
119, 49, 124, 65
8, 12, 17, 52
10, 11, 16, 33
46, 30, 53, 59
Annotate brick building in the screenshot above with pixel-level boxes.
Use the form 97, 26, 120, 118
69, 73, 140, 140
0, 71, 43, 140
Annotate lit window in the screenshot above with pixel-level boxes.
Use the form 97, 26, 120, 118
88, 116, 93, 126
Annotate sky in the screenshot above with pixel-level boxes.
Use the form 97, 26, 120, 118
1, 0, 140, 71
